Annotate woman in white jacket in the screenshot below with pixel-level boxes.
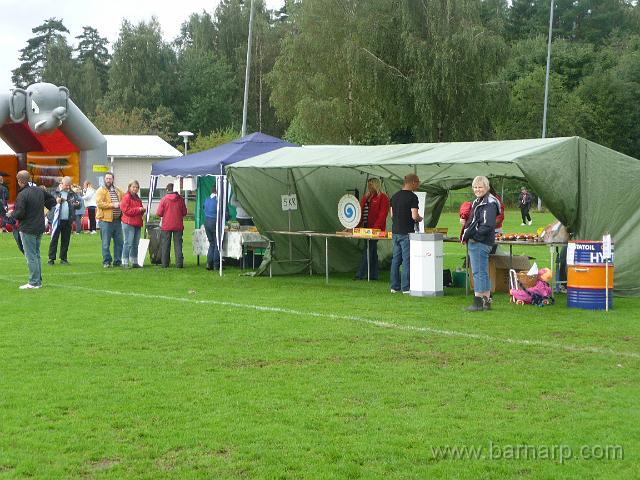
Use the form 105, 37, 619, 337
82, 181, 97, 234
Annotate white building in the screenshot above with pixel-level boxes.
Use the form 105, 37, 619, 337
106, 135, 181, 192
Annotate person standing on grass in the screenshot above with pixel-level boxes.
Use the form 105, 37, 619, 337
8, 170, 56, 289
354, 178, 389, 281
0, 176, 8, 232
72, 186, 85, 234
120, 180, 146, 268
389, 173, 422, 294
519, 187, 533, 226
96, 172, 124, 268
48, 176, 81, 266
462, 176, 499, 311
203, 184, 221, 271
157, 183, 188, 268
82, 180, 97, 234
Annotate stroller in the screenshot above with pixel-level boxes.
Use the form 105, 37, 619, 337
509, 268, 554, 306
145, 223, 162, 265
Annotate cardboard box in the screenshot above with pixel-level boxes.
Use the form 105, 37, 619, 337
470, 254, 531, 293
353, 227, 381, 237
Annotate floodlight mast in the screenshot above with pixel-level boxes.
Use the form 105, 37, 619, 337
241, 0, 256, 137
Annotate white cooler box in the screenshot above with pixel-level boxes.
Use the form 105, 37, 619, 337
409, 233, 444, 297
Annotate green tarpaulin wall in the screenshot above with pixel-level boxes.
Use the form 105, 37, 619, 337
226, 137, 640, 296
195, 176, 236, 228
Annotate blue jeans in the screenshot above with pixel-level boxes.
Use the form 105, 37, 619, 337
75, 214, 83, 233
20, 232, 42, 287
122, 223, 141, 265
356, 239, 379, 279
204, 217, 221, 268
390, 234, 410, 292
468, 240, 492, 293
99, 219, 123, 265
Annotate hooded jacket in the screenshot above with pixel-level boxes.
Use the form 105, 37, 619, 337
156, 192, 188, 231
120, 192, 144, 227
462, 193, 499, 246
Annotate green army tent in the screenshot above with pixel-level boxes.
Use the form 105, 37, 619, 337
226, 137, 640, 296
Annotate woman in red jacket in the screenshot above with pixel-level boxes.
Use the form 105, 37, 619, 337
354, 178, 390, 280
120, 180, 146, 268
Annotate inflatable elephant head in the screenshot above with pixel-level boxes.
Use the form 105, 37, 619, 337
10, 83, 69, 134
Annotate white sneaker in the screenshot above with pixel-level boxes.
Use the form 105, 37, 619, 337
528, 220, 532, 226
19, 283, 41, 289
91, 231, 97, 235
520, 223, 525, 226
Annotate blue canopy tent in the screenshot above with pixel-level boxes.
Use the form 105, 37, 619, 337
148, 132, 297, 274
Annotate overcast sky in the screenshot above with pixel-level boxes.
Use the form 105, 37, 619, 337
0, 0, 285, 94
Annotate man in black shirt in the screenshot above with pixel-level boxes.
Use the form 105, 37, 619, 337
9, 171, 56, 289
389, 174, 422, 293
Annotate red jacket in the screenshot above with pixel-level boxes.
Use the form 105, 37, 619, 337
157, 192, 188, 231
459, 201, 472, 240
120, 192, 144, 227
494, 194, 505, 230
359, 192, 390, 231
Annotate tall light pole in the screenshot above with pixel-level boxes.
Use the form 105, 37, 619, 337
539, 0, 555, 211
179, 130, 194, 156
178, 131, 194, 195
241, 0, 256, 137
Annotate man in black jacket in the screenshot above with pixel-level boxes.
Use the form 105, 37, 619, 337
9, 171, 56, 289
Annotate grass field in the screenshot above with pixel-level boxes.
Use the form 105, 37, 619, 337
1, 211, 638, 479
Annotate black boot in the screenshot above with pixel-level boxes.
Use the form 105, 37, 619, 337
466, 296, 484, 312
482, 296, 492, 310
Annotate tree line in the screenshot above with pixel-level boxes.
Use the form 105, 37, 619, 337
11, 0, 640, 159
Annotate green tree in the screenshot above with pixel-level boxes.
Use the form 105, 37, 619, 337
495, 67, 592, 139
175, 51, 236, 135
500, 36, 596, 90
175, 12, 217, 55
41, 36, 76, 88
102, 18, 177, 112
12, 18, 70, 87
269, 0, 409, 144
74, 59, 103, 115
189, 127, 240, 153
506, 0, 635, 44
578, 35, 640, 157
75, 26, 110, 90
400, 0, 507, 142
92, 105, 177, 143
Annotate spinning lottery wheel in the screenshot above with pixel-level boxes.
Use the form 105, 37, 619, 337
337, 194, 361, 229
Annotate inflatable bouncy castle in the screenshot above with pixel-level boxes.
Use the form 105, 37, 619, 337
0, 83, 106, 196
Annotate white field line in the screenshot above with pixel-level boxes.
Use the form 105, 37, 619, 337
0, 252, 98, 261
1, 271, 117, 278
3, 278, 635, 361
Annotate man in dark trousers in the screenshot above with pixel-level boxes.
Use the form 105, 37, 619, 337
519, 187, 533, 226
157, 183, 188, 268
48, 176, 81, 265
8, 171, 56, 289
0, 175, 8, 232
389, 174, 422, 294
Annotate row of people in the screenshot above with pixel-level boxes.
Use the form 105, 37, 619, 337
97, 172, 187, 268
354, 174, 503, 312
10, 169, 500, 307
8, 171, 190, 288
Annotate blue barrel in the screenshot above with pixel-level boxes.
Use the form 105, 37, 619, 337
567, 241, 614, 310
